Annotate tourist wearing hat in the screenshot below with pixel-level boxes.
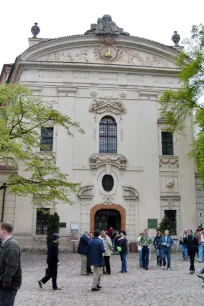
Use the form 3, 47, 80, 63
38, 233, 61, 290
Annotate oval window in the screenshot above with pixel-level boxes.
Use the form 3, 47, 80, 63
102, 175, 114, 192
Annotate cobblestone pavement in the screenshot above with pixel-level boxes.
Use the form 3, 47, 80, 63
15, 253, 204, 306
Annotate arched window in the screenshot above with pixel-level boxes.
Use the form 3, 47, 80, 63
99, 116, 117, 153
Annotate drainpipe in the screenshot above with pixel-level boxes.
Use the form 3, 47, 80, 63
1, 183, 7, 222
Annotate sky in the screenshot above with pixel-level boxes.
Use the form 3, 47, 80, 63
0, 0, 204, 70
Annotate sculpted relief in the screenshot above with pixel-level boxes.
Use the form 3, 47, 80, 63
37, 39, 176, 68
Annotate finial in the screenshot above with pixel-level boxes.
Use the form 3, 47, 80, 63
171, 31, 180, 46
31, 22, 40, 38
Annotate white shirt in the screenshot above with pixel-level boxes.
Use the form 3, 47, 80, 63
201, 233, 204, 243
138, 236, 142, 251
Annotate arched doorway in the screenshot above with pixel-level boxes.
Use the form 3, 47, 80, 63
95, 209, 121, 232
90, 204, 126, 233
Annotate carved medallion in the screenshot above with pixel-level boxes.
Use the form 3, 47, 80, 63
94, 38, 123, 63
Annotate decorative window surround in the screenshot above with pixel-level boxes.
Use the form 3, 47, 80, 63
160, 195, 180, 236
89, 153, 127, 169
122, 186, 139, 200
159, 155, 179, 168
89, 97, 126, 116
78, 185, 94, 199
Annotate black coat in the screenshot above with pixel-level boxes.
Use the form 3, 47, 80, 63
47, 242, 59, 267
78, 234, 89, 255
183, 235, 198, 253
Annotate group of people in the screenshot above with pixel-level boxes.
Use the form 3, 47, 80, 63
77, 229, 128, 291
1, 221, 204, 305
138, 229, 174, 271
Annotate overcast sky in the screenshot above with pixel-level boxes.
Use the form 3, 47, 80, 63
0, 0, 204, 70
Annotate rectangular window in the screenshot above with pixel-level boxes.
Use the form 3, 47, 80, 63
162, 131, 173, 155
40, 127, 54, 151
148, 219, 158, 229
36, 208, 50, 235
165, 210, 177, 235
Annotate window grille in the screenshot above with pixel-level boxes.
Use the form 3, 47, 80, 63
162, 132, 173, 155
99, 116, 117, 153
40, 127, 54, 151
36, 208, 50, 235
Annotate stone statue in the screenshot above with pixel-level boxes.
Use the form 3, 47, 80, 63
84, 14, 130, 36
172, 31, 180, 46
31, 22, 40, 38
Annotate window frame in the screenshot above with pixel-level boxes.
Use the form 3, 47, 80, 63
99, 116, 117, 154
40, 127, 54, 152
161, 131, 174, 155
36, 208, 50, 235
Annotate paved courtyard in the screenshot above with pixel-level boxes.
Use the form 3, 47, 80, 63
15, 253, 204, 306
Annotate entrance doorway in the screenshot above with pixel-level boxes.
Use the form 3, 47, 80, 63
94, 209, 121, 232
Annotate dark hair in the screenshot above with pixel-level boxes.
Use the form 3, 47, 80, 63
52, 233, 60, 241
94, 230, 100, 237
188, 229, 193, 234
120, 231, 126, 236
0, 222, 13, 233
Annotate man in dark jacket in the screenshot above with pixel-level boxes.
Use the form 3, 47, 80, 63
117, 231, 128, 273
88, 230, 105, 291
0, 222, 22, 306
38, 233, 61, 290
153, 229, 162, 266
183, 229, 198, 274
78, 230, 89, 275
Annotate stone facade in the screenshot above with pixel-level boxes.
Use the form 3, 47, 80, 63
0, 16, 198, 249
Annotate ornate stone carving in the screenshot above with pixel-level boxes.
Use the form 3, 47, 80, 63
47, 49, 89, 62
166, 180, 174, 188
89, 154, 127, 169
0, 157, 18, 171
78, 185, 94, 199
94, 38, 123, 63
159, 156, 179, 168
84, 14, 130, 36
126, 50, 170, 68
89, 97, 126, 115
122, 186, 139, 200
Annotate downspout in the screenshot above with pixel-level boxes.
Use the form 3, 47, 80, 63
1, 183, 7, 222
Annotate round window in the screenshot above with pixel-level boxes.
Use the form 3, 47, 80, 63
102, 175, 114, 192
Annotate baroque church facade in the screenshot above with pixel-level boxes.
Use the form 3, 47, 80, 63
0, 15, 199, 249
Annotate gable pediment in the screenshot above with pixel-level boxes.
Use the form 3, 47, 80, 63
21, 36, 179, 69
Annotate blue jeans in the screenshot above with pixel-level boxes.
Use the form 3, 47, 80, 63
120, 252, 127, 272
161, 247, 171, 268
180, 244, 188, 260
198, 243, 204, 262
200, 267, 204, 274
142, 247, 149, 269
139, 250, 143, 267
0, 288, 17, 306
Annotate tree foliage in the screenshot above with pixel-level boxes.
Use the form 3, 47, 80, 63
160, 24, 204, 184
0, 83, 84, 205
47, 212, 60, 247
158, 216, 171, 234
